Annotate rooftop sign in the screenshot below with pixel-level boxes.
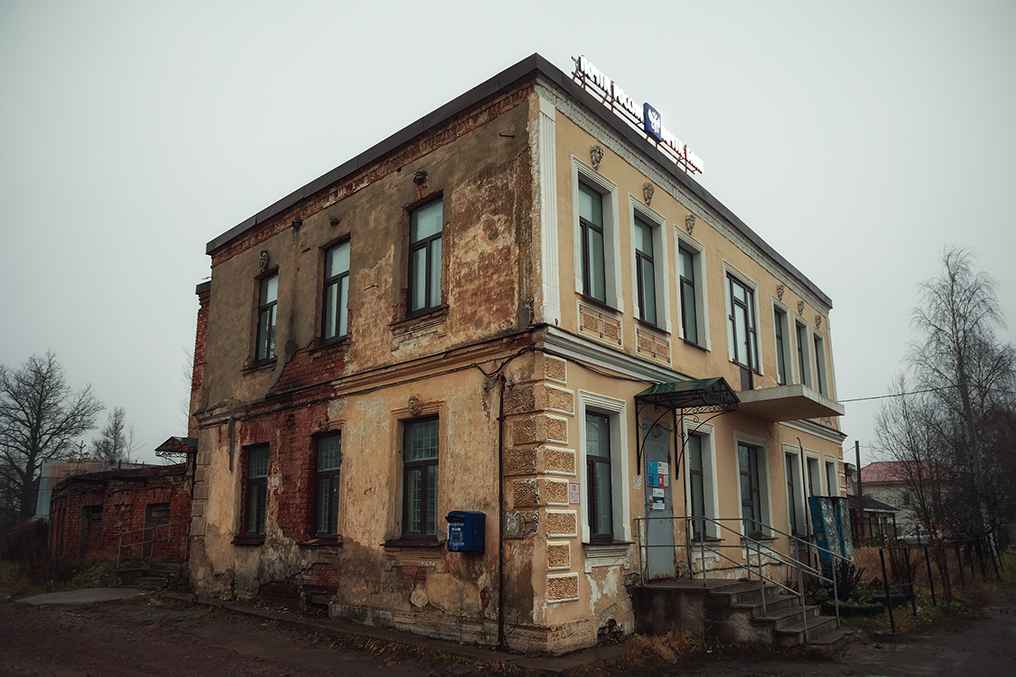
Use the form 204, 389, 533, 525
572, 56, 704, 175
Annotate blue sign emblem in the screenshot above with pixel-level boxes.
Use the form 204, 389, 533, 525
643, 103, 663, 142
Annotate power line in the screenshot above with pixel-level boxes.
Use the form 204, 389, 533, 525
839, 386, 955, 403
840, 385, 1015, 404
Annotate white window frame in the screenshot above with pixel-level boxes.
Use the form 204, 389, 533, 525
628, 198, 671, 332
682, 420, 717, 539
577, 391, 630, 543
733, 431, 772, 537
772, 299, 792, 386
676, 229, 709, 350
825, 458, 839, 497
723, 263, 763, 377
782, 445, 807, 536
793, 317, 811, 387
812, 329, 829, 397
572, 158, 623, 312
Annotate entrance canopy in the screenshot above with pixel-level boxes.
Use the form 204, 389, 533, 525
635, 377, 739, 416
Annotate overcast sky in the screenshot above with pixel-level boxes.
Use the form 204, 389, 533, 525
1, 1, 1013, 466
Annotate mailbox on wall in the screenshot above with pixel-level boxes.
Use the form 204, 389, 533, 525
446, 511, 485, 552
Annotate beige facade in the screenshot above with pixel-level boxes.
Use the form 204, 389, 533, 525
187, 55, 845, 654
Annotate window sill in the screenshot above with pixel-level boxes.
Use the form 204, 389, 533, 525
583, 540, 632, 571
299, 536, 343, 548
232, 535, 265, 546
312, 335, 350, 352
578, 294, 620, 315
681, 337, 708, 352
244, 358, 277, 374
635, 318, 668, 335
690, 535, 723, 544
394, 305, 449, 328
383, 536, 442, 550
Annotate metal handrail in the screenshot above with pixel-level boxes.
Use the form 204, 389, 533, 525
115, 519, 190, 569
635, 514, 857, 638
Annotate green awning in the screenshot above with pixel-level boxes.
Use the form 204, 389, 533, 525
635, 377, 739, 414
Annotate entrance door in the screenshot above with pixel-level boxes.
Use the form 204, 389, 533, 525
643, 418, 675, 580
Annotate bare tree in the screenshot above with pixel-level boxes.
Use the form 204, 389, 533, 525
0, 353, 103, 522
90, 407, 141, 465
877, 248, 1016, 538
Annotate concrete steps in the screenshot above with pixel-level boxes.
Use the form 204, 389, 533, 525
633, 579, 851, 651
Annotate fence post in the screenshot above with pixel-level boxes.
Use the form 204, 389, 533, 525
923, 545, 936, 607
880, 547, 896, 634
904, 547, 917, 616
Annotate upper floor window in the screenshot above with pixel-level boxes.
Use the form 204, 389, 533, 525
633, 215, 658, 326
773, 307, 790, 385
679, 246, 699, 344
403, 417, 440, 540
795, 321, 810, 387
578, 181, 606, 304
727, 274, 759, 374
315, 434, 342, 538
409, 200, 443, 316
813, 333, 828, 396
256, 274, 278, 362
323, 242, 350, 341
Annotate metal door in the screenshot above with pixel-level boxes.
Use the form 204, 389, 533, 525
643, 418, 675, 579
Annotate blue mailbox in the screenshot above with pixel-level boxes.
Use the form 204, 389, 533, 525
446, 511, 485, 552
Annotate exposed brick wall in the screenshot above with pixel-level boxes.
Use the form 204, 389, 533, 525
190, 285, 211, 439
48, 465, 192, 563
237, 399, 331, 543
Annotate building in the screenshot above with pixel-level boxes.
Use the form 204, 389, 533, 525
186, 54, 845, 654
48, 460, 193, 563
859, 460, 945, 537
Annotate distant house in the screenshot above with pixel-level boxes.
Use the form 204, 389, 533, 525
48, 439, 195, 563
859, 460, 945, 534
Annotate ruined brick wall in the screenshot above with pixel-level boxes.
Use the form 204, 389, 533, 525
190, 283, 211, 439
48, 465, 192, 563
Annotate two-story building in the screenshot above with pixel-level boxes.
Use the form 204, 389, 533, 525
186, 54, 845, 654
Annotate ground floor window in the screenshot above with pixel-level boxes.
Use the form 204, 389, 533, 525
739, 443, 762, 537
403, 417, 439, 540
245, 445, 269, 537
585, 412, 613, 542
315, 434, 342, 537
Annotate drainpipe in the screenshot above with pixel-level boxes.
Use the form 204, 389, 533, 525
496, 374, 507, 648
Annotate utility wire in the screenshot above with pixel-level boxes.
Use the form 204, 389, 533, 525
840, 385, 1015, 403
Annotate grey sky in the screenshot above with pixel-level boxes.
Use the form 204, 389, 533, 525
2, 1, 1013, 465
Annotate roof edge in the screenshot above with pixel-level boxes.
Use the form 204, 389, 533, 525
204, 53, 832, 308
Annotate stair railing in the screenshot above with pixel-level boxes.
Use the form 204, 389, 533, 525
115, 519, 191, 569
635, 514, 857, 640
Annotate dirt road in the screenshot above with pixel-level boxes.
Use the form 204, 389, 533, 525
2, 594, 1015, 676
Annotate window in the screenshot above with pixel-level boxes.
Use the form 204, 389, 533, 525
807, 457, 820, 497
586, 412, 613, 542
785, 453, 804, 535
773, 307, 790, 385
738, 443, 764, 538
255, 274, 278, 362
403, 417, 439, 540
795, 321, 810, 387
408, 200, 443, 316
577, 391, 630, 543
323, 242, 350, 341
578, 181, 606, 304
315, 434, 342, 537
813, 333, 828, 396
633, 215, 658, 325
676, 233, 707, 347
825, 461, 838, 496
727, 274, 759, 383
688, 433, 706, 539
245, 445, 269, 537
679, 246, 699, 343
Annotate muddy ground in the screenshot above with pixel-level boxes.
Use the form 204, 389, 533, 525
2, 594, 1015, 676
